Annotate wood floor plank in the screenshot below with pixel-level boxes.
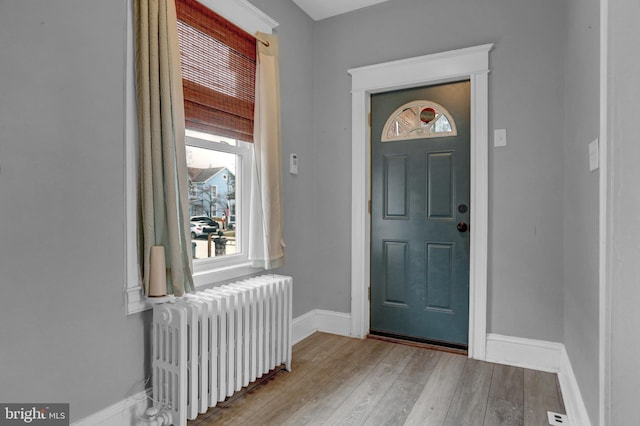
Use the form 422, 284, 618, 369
321, 343, 417, 425
280, 339, 395, 426
362, 348, 443, 426
228, 336, 361, 425
190, 333, 355, 425
484, 364, 525, 426
524, 369, 565, 425
442, 358, 494, 426
293, 330, 351, 359
247, 338, 391, 425
187, 333, 566, 426
403, 351, 467, 426
397, 345, 444, 385
210, 337, 390, 426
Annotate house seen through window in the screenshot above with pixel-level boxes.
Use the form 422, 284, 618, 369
186, 130, 251, 261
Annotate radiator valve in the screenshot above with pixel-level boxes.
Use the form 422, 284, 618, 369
141, 407, 172, 426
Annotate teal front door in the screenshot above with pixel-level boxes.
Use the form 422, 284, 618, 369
370, 80, 470, 348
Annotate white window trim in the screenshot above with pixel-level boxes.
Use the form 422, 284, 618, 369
197, 0, 278, 35
124, 0, 278, 315
186, 136, 256, 287
348, 44, 492, 360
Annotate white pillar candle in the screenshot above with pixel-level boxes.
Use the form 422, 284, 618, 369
149, 245, 167, 297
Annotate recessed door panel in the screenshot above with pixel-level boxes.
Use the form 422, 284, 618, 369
384, 154, 409, 218
427, 152, 454, 220
425, 243, 454, 312
383, 241, 408, 306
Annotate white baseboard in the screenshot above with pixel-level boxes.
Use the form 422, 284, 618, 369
72, 390, 149, 426
558, 346, 592, 426
485, 333, 591, 426
292, 309, 352, 345
485, 333, 563, 373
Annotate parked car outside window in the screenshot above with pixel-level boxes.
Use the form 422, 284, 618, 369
190, 222, 206, 239
190, 216, 219, 235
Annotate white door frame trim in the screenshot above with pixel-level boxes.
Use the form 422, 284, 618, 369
348, 44, 493, 360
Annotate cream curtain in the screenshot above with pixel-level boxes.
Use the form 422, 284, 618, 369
249, 32, 285, 269
135, 0, 194, 296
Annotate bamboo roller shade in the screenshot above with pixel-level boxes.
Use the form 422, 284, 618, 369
176, 0, 256, 142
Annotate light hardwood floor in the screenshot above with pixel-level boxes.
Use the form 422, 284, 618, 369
189, 332, 565, 426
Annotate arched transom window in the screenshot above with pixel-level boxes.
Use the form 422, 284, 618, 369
381, 100, 457, 142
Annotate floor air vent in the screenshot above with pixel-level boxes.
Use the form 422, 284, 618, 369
547, 411, 569, 425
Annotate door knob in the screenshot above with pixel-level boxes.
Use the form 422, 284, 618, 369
457, 222, 469, 233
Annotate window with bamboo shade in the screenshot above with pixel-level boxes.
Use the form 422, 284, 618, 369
176, 0, 256, 142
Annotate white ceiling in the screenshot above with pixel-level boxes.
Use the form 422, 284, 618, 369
292, 0, 390, 21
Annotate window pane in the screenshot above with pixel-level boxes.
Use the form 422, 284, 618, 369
186, 143, 238, 260
434, 114, 453, 133
381, 100, 458, 142
186, 130, 237, 146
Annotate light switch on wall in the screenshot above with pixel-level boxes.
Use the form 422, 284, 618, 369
289, 153, 298, 175
589, 139, 599, 172
494, 129, 507, 147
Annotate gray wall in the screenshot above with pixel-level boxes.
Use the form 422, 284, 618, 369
0, 0, 314, 421
0, 0, 149, 420
563, 0, 600, 422
308, 0, 567, 342
608, 0, 640, 423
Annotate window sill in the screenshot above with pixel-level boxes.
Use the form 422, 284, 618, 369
192, 260, 262, 287
125, 261, 262, 315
